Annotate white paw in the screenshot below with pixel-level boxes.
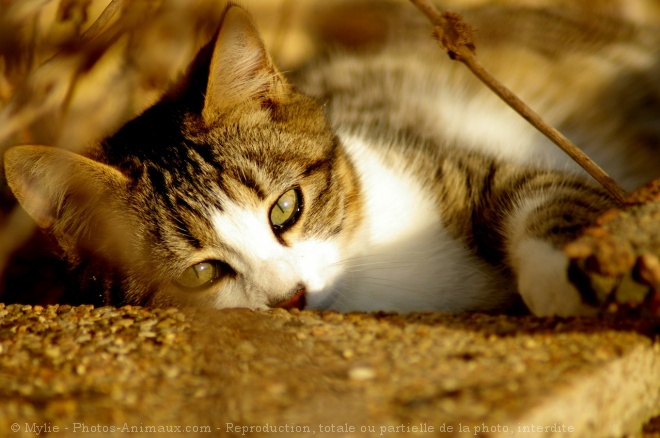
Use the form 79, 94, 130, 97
514, 239, 597, 317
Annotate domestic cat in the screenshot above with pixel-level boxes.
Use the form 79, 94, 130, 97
3, 2, 660, 315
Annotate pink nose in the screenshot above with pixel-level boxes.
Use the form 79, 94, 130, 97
275, 288, 306, 310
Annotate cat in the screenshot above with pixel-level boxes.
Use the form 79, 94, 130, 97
3, 2, 660, 316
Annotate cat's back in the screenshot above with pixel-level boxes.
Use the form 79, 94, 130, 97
296, 3, 660, 189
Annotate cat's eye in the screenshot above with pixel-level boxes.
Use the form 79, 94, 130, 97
175, 261, 224, 289
270, 188, 302, 231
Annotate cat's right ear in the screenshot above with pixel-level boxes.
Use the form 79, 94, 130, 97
3, 145, 128, 230
201, 5, 289, 123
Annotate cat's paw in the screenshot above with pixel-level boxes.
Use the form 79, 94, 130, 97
515, 239, 598, 317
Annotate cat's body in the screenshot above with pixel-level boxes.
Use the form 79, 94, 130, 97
4, 3, 660, 315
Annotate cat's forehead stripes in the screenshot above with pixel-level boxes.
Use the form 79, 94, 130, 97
233, 169, 268, 200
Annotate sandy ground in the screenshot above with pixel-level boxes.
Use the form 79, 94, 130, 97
0, 304, 658, 437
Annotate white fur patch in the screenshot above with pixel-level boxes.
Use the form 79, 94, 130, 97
435, 89, 563, 167
341, 135, 438, 246
311, 134, 514, 312
514, 239, 596, 317
211, 204, 291, 305
211, 202, 343, 307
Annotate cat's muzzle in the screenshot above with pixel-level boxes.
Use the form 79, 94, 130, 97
274, 287, 306, 310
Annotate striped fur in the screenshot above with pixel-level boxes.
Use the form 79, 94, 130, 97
4, 3, 660, 315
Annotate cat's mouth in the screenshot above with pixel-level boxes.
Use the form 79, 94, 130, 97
275, 288, 307, 310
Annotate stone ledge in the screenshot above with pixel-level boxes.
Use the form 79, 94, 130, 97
0, 304, 658, 437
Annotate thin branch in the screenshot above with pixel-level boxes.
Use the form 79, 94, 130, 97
409, 0, 629, 205
82, 0, 124, 42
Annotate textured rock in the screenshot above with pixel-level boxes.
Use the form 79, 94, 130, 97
0, 304, 658, 437
565, 184, 660, 317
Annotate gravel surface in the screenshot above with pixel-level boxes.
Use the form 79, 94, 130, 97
0, 304, 659, 437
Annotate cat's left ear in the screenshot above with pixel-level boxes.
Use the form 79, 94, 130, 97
202, 5, 289, 123
3, 145, 128, 230
4, 145, 133, 265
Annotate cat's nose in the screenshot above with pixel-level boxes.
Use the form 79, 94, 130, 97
274, 287, 307, 310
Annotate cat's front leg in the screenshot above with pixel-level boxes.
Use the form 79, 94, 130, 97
437, 154, 616, 316
501, 173, 616, 316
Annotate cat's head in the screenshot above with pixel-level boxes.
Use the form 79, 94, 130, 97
3, 6, 363, 309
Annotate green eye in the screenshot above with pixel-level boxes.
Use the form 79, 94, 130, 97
270, 188, 301, 231
175, 262, 220, 289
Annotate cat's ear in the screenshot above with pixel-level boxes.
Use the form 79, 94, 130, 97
202, 5, 289, 122
3, 145, 128, 230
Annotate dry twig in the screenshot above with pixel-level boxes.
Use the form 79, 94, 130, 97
409, 0, 629, 205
